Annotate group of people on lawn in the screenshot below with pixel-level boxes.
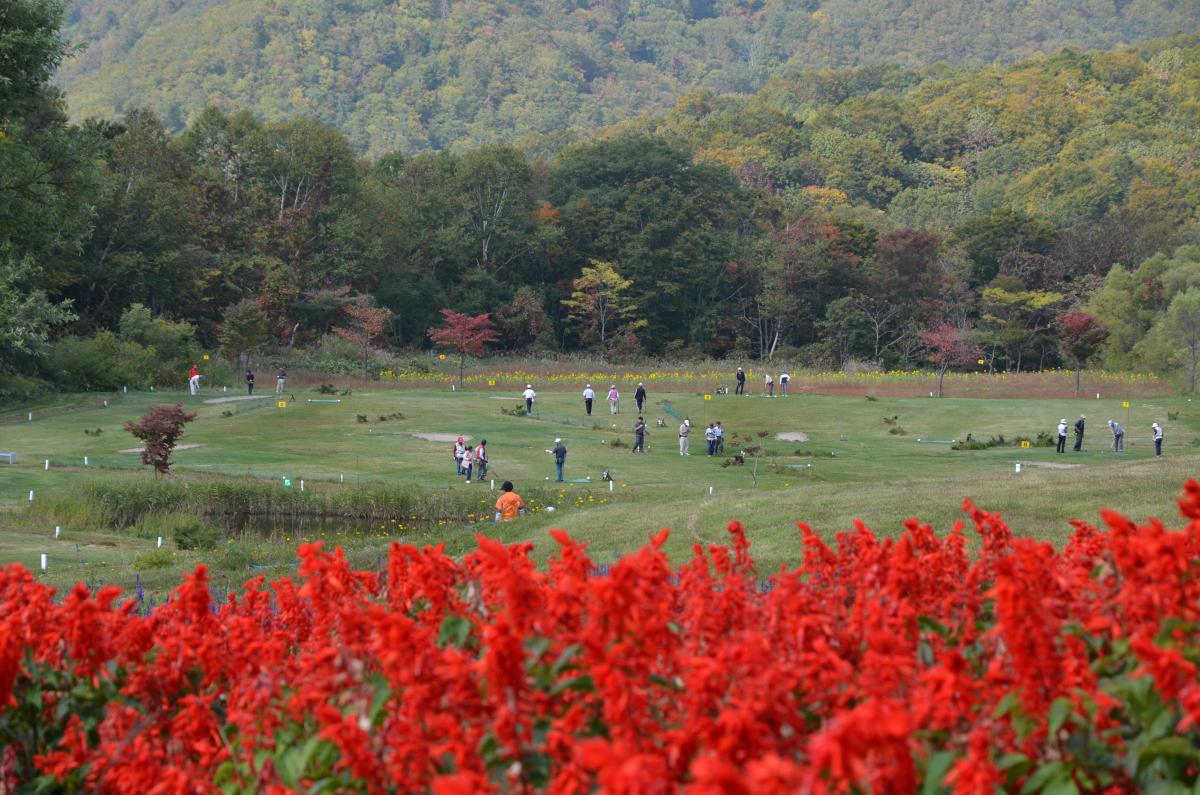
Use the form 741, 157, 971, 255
1055, 415, 1164, 456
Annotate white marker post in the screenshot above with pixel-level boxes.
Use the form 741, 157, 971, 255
223, 385, 227, 393
83, 456, 88, 466
300, 479, 305, 492
55, 526, 60, 539
708, 485, 714, 495
609, 480, 614, 492
123, 385, 127, 393
28, 412, 32, 422
28, 490, 33, 502
157, 536, 163, 548
1015, 463, 1022, 474
102, 400, 108, 407
40, 554, 47, 571
490, 480, 495, 490
339, 473, 344, 483
43, 459, 49, 471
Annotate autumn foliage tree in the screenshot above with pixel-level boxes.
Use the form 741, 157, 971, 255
427, 308, 500, 387
332, 295, 392, 389
561, 260, 645, 352
1056, 311, 1110, 398
124, 404, 197, 475
920, 321, 983, 397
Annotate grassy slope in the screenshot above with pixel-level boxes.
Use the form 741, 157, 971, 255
1, 385, 1196, 594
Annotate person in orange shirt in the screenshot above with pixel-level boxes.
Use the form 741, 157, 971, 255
494, 481, 525, 522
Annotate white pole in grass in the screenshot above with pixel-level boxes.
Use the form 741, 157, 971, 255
1015, 463, 1021, 474
708, 485, 713, 495
609, 480, 614, 492
83, 456, 88, 466
40, 554, 47, 571
123, 385, 127, 393
43, 459, 48, 470
156, 536, 162, 548
55, 526, 60, 539
300, 479, 305, 492
490, 479, 495, 490
102, 400, 108, 407
339, 473, 344, 483
27, 412, 32, 422
28, 490, 33, 501
223, 385, 227, 393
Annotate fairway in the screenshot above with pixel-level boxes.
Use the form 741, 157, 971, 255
1, 384, 1197, 595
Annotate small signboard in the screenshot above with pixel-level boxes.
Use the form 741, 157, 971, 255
281, 477, 293, 488
1020, 440, 1030, 449
438, 354, 446, 360
977, 359, 985, 365
202, 354, 210, 361
703, 394, 712, 401
488, 379, 496, 386
1122, 401, 1130, 408
277, 401, 287, 408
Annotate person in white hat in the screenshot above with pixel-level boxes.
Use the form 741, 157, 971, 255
678, 418, 691, 455
523, 384, 536, 415
635, 382, 647, 412
582, 383, 595, 415
1056, 419, 1067, 453
548, 438, 567, 481
607, 384, 620, 414
1152, 422, 1163, 457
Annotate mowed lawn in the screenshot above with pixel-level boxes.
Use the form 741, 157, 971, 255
1, 385, 1197, 592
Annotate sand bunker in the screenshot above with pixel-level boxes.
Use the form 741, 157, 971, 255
775, 432, 809, 442
203, 395, 272, 405
120, 443, 204, 454
410, 433, 472, 443
1021, 461, 1082, 470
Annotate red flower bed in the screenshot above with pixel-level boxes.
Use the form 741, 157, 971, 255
4, 483, 1200, 793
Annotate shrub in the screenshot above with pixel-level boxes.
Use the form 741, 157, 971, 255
124, 405, 198, 474
5, 483, 1200, 791
174, 523, 218, 551
130, 548, 173, 570
46, 332, 156, 390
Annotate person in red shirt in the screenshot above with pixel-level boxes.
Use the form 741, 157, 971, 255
494, 481, 524, 521
188, 364, 201, 395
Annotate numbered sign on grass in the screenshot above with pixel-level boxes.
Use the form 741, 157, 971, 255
1020, 440, 1030, 449
438, 354, 446, 360
281, 477, 293, 488
202, 354, 210, 361
488, 379, 496, 386
278, 401, 287, 408
1122, 401, 1130, 408
977, 359, 985, 365
703, 394, 712, 401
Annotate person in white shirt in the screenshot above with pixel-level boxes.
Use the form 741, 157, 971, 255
1152, 422, 1164, 457
1056, 419, 1067, 453
582, 384, 595, 415
678, 419, 691, 455
454, 436, 466, 474
461, 444, 474, 483
608, 384, 620, 414
780, 372, 790, 396
474, 440, 488, 480
523, 384, 536, 415
764, 372, 774, 397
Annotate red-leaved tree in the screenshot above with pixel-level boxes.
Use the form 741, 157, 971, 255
427, 309, 500, 387
124, 404, 198, 475
920, 322, 983, 397
333, 296, 392, 389
1057, 311, 1109, 399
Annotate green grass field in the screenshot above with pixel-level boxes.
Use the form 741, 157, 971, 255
1, 383, 1197, 596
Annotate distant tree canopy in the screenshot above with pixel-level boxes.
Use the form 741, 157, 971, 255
5, 2, 1200, 392
56, 0, 1200, 154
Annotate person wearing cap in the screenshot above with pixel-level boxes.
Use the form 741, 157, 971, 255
1152, 422, 1164, 457
582, 384, 595, 415
523, 384, 537, 415
461, 443, 474, 483
714, 421, 725, 454
764, 371, 774, 397
548, 438, 568, 481
1107, 420, 1124, 452
1073, 415, 1086, 451
245, 368, 255, 395
780, 372, 790, 397
474, 439, 488, 480
705, 423, 717, 456
679, 418, 691, 455
454, 436, 467, 474
494, 481, 525, 522
608, 384, 620, 414
632, 416, 646, 453
635, 382, 647, 412
188, 363, 201, 395
1056, 419, 1067, 453
735, 367, 745, 395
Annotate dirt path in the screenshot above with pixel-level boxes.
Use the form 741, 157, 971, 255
775, 432, 809, 442
410, 432, 472, 443
120, 443, 204, 454
202, 395, 273, 405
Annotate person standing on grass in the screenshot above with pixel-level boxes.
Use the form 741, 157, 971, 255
1057, 418, 1068, 453
475, 439, 488, 481
1074, 415, 1086, 451
548, 438, 567, 482
276, 367, 288, 394
1153, 422, 1164, 457
633, 417, 646, 453
765, 372, 774, 397
635, 382, 647, 413
494, 481, 525, 522
705, 423, 717, 456
188, 364, 201, 395
679, 418, 691, 455
245, 369, 255, 395
608, 384, 620, 414
454, 436, 467, 475
582, 384, 595, 415
780, 372, 790, 397
714, 421, 725, 455
735, 367, 745, 395
523, 384, 537, 415
461, 443, 474, 483
1108, 420, 1124, 452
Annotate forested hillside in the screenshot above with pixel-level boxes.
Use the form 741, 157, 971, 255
5, 0, 1200, 398
57, 0, 1200, 153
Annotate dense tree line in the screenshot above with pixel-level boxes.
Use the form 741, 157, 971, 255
57, 0, 1200, 154
3, 3, 1200, 396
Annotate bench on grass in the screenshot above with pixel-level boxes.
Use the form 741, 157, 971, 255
0, 453, 14, 464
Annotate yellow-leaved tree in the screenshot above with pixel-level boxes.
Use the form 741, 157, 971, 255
561, 260, 646, 352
